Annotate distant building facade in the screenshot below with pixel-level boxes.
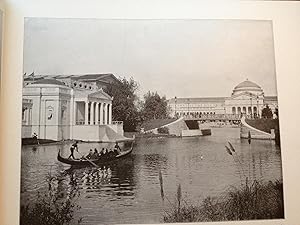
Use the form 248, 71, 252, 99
22, 74, 125, 142
168, 80, 278, 118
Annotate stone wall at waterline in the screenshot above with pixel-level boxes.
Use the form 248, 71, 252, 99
146, 117, 189, 136
240, 117, 275, 140
162, 117, 188, 136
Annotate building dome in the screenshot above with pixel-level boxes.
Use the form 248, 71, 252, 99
232, 79, 263, 96
31, 79, 66, 86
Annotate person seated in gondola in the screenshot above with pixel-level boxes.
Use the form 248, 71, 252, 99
114, 142, 121, 154
113, 148, 120, 156
108, 148, 115, 158
103, 148, 108, 155
91, 148, 99, 159
86, 149, 93, 159
107, 149, 113, 159
112, 148, 118, 158
100, 149, 108, 159
99, 148, 105, 156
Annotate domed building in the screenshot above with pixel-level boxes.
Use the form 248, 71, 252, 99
225, 79, 265, 116
168, 79, 278, 119
232, 79, 264, 96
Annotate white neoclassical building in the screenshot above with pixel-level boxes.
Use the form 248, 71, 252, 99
168, 79, 278, 118
22, 74, 125, 142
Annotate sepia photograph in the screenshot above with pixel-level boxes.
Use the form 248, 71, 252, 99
20, 18, 283, 225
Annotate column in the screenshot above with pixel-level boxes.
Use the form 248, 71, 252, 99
90, 102, 94, 125
104, 103, 108, 124
24, 109, 28, 125
95, 102, 99, 125
27, 108, 31, 125
84, 101, 89, 125
109, 103, 112, 124
72, 101, 77, 125
100, 102, 104, 125
74, 101, 77, 125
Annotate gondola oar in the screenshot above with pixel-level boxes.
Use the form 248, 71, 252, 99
75, 149, 99, 168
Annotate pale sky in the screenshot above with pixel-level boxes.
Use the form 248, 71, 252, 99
24, 18, 278, 98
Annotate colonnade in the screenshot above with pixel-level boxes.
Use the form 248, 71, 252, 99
232, 106, 258, 116
84, 101, 112, 125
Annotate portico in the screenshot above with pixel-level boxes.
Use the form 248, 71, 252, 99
74, 100, 112, 125
71, 88, 113, 126
225, 92, 264, 118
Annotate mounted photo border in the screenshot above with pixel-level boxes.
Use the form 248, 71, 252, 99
1, 1, 300, 225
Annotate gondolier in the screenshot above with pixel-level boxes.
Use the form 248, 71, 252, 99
68, 141, 79, 159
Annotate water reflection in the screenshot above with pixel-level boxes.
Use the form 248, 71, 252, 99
58, 158, 136, 198
20, 128, 283, 224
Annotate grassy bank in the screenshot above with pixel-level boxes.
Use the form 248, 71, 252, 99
245, 118, 279, 134
245, 118, 280, 145
163, 180, 284, 222
140, 118, 177, 131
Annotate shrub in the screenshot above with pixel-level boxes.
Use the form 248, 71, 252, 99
157, 127, 169, 134
163, 180, 284, 222
20, 173, 82, 225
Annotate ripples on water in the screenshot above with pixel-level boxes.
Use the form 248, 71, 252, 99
21, 128, 283, 224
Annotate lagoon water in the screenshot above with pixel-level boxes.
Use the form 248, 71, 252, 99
21, 128, 283, 224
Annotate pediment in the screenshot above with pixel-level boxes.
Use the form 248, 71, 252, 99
88, 89, 112, 100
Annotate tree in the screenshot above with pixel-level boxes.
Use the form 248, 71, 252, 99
274, 107, 279, 118
261, 104, 273, 119
157, 127, 169, 134
104, 77, 140, 132
141, 91, 169, 121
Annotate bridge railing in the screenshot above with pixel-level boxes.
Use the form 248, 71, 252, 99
112, 121, 123, 125
183, 114, 242, 120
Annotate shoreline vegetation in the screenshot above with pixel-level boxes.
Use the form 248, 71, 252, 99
245, 118, 280, 146
245, 118, 279, 134
163, 179, 284, 223
20, 173, 82, 225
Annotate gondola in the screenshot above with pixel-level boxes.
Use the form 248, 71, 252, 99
57, 145, 133, 166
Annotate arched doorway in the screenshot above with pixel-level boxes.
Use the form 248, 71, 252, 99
248, 107, 252, 117
242, 107, 246, 114
232, 107, 236, 114
253, 106, 257, 117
